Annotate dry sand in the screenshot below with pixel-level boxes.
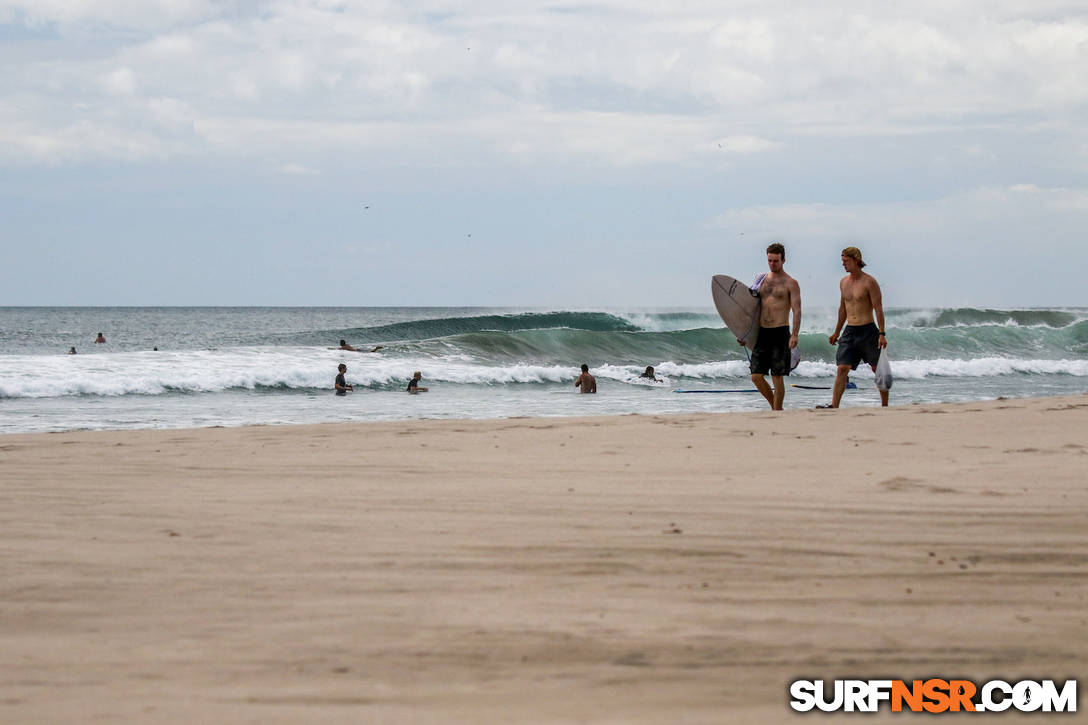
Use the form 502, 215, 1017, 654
2, 395, 1087, 723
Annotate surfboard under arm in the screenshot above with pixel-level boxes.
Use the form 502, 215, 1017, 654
711, 274, 761, 350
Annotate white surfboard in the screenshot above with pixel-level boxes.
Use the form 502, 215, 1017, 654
711, 274, 761, 350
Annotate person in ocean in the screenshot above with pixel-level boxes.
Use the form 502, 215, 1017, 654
575, 364, 597, 394
407, 371, 428, 393
334, 363, 353, 395
68, 346, 77, 355
638, 365, 661, 382
741, 242, 801, 411
828, 246, 888, 408
95, 332, 106, 344
339, 339, 383, 352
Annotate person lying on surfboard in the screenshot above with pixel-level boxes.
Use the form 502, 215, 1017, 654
338, 339, 383, 352
738, 242, 801, 411
638, 365, 662, 382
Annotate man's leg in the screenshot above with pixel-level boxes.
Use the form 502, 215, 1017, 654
771, 375, 785, 410
751, 374, 774, 408
831, 364, 852, 408
871, 364, 889, 407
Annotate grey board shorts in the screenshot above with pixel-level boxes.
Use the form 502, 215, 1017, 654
836, 322, 880, 370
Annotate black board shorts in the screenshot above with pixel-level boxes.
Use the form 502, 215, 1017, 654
836, 322, 881, 370
750, 326, 791, 376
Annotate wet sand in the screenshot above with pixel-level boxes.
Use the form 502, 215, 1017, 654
2, 395, 1087, 723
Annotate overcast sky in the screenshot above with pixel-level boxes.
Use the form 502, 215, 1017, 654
1, 1, 1086, 308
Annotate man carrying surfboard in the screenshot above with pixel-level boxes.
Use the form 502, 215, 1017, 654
828, 246, 888, 408
743, 242, 802, 410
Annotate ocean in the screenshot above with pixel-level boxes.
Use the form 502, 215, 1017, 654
1, 306, 1086, 434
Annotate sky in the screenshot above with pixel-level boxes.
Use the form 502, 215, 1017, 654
1, 0, 1087, 308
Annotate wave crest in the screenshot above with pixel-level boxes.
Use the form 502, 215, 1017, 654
911, 308, 1080, 328
303, 311, 641, 346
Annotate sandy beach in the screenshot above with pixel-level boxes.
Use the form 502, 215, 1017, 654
2, 395, 1086, 723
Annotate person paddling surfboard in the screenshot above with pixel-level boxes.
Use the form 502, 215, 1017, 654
336, 339, 383, 353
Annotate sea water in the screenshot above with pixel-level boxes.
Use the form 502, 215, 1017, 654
1, 306, 1086, 434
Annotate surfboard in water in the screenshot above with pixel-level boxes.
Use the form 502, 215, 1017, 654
711, 274, 761, 350
791, 382, 857, 390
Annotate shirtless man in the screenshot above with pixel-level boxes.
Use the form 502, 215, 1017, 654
740, 242, 801, 410
574, 364, 597, 394
828, 246, 888, 408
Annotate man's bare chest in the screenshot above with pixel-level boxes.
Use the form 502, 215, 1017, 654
842, 279, 870, 302
761, 279, 790, 301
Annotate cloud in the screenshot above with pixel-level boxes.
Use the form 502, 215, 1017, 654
277, 162, 320, 176
100, 67, 137, 95
0, 114, 171, 164
0, 0, 220, 30
706, 183, 1088, 305
709, 184, 1088, 238
1, 2, 1085, 167
713, 134, 780, 154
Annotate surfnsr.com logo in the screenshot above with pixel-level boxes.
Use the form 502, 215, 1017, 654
789, 679, 1077, 713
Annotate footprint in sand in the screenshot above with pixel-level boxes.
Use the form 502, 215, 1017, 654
613, 651, 651, 667
1004, 447, 1065, 455
879, 477, 958, 494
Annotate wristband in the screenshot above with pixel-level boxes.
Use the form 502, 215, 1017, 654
878, 331, 886, 336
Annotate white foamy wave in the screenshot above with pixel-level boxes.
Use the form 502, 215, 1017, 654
638, 358, 1088, 381
0, 348, 589, 398
885, 308, 943, 329
891, 357, 1088, 378
3, 348, 1086, 400
0, 349, 345, 399
611, 312, 668, 331
650, 361, 752, 378
891, 308, 1088, 330
354, 362, 576, 386
612, 311, 722, 332
788, 357, 1088, 381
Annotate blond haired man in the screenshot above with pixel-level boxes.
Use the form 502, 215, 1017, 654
828, 246, 888, 407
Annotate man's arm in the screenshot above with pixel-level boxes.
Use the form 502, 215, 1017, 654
789, 278, 802, 348
829, 286, 847, 345
869, 277, 886, 348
